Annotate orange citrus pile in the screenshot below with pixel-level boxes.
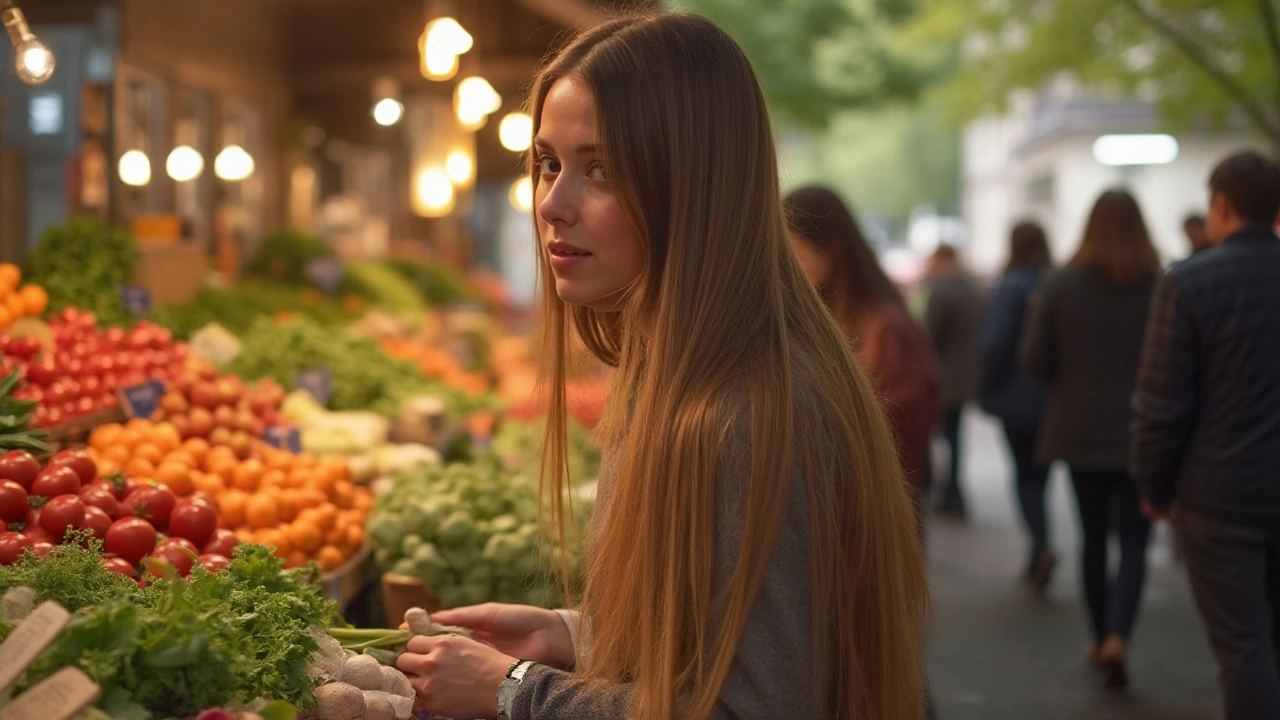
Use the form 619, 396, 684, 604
0, 263, 49, 329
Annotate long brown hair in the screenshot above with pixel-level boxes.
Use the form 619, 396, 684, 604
1007, 220, 1052, 271
531, 14, 927, 720
1069, 190, 1160, 288
783, 186, 905, 326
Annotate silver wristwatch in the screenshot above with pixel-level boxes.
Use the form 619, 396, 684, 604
496, 659, 536, 720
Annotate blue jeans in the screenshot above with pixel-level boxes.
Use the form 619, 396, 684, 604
1176, 508, 1280, 720
1068, 467, 1152, 643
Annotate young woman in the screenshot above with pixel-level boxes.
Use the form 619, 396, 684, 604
783, 186, 942, 512
977, 221, 1054, 592
1022, 190, 1161, 688
392, 13, 929, 720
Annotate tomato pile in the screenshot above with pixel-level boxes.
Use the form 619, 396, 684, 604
0, 447, 234, 579
0, 308, 189, 427
152, 364, 286, 448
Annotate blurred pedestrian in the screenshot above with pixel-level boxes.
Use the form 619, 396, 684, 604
1131, 151, 1280, 720
923, 244, 986, 518
1023, 189, 1161, 689
1183, 213, 1211, 255
977, 221, 1054, 591
785, 186, 942, 513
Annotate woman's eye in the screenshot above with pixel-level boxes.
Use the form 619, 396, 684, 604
538, 156, 561, 174
587, 163, 607, 181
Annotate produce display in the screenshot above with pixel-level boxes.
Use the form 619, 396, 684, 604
0, 262, 49, 330
0, 540, 339, 718
149, 363, 287, 443
84, 420, 372, 571
2, 309, 187, 427
21, 215, 140, 328
367, 459, 587, 609
0, 370, 50, 454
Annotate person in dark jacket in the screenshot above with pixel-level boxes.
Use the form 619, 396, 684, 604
977, 222, 1054, 590
924, 244, 987, 518
1022, 190, 1161, 689
1131, 151, 1280, 720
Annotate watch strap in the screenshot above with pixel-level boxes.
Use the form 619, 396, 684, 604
496, 659, 536, 720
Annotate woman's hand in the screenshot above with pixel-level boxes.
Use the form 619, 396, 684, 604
431, 603, 576, 669
395, 634, 513, 720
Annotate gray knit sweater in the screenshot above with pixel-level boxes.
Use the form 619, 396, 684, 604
509, 414, 820, 719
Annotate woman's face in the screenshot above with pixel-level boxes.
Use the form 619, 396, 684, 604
790, 234, 833, 289
534, 76, 645, 311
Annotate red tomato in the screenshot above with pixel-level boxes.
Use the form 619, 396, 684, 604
103, 556, 138, 578
29, 541, 54, 558
158, 537, 199, 557
203, 528, 239, 558
39, 495, 85, 540
0, 480, 28, 523
0, 451, 41, 491
168, 500, 218, 548
148, 544, 196, 577
196, 553, 230, 573
42, 406, 63, 428
24, 358, 57, 386
121, 485, 176, 528
104, 517, 157, 565
82, 505, 112, 541
0, 531, 28, 565
79, 485, 121, 518
50, 449, 98, 486
30, 465, 81, 499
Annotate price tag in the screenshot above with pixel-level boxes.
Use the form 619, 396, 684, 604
118, 380, 165, 419
264, 426, 302, 454
0, 667, 102, 720
305, 257, 345, 293
120, 285, 152, 315
295, 368, 333, 406
0, 601, 70, 692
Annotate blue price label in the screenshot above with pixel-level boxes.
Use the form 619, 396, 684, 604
296, 368, 333, 406
264, 425, 302, 454
305, 257, 345, 293
119, 380, 165, 419
121, 285, 152, 315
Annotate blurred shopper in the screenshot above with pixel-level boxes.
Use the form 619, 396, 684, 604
924, 244, 986, 519
391, 15, 930, 720
977, 222, 1054, 591
1183, 213, 1211, 255
1131, 151, 1280, 720
785, 186, 942, 512
1023, 190, 1161, 689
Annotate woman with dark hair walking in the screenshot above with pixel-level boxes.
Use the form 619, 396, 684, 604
1023, 190, 1162, 688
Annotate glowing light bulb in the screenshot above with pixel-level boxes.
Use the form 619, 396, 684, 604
214, 145, 255, 181
446, 150, 473, 184
118, 150, 151, 187
426, 17, 472, 56
165, 145, 204, 181
499, 112, 533, 152
15, 38, 54, 84
373, 98, 404, 126
414, 168, 455, 216
509, 177, 533, 213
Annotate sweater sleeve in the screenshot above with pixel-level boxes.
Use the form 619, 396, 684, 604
509, 413, 815, 720
1020, 275, 1057, 382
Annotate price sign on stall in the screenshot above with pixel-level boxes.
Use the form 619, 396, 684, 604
264, 426, 302, 454
119, 381, 165, 420
295, 368, 333, 406
304, 257, 345, 293
120, 285, 152, 316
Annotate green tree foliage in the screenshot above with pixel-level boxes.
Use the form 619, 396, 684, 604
909, 0, 1280, 145
676, 0, 949, 127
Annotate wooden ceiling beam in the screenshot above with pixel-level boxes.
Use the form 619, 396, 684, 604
291, 54, 545, 98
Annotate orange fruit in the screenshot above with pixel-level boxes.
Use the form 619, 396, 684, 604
207, 455, 239, 484
284, 550, 310, 569
253, 528, 290, 558
287, 519, 323, 553
322, 457, 352, 482
102, 445, 132, 468
298, 488, 327, 510
312, 504, 337, 532
96, 459, 121, 477
163, 450, 196, 470
18, 285, 47, 316
182, 438, 210, 464
287, 466, 311, 489
345, 523, 365, 550
125, 418, 152, 433
152, 423, 181, 453
204, 446, 237, 472
4, 294, 21, 321
245, 494, 279, 529
217, 489, 249, 528
154, 462, 194, 496
116, 428, 144, 452
231, 459, 263, 492
192, 471, 225, 496
133, 442, 164, 467
0, 306, 13, 329
258, 468, 288, 491
0, 263, 20, 292
276, 489, 303, 522
353, 491, 374, 513
124, 457, 156, 479
315, 545, 344, 573
331, 481, 355, 510
264, 450, 293, 472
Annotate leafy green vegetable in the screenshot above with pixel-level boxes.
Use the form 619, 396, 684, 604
0, 369, 51, 454
383, 259, 477, 306
23, 215, 140, 327
246, 229, 337, 288
0, 534, 137, 615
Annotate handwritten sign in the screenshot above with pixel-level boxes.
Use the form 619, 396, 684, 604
0, 602, 70, 692
305, 257, 345, 293
295, 368, 332, 406
264, 426, 302, 454
119, 380, 165, 420
120, 285, 152, 315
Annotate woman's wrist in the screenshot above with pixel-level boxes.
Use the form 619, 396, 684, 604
544, 608, 578, 669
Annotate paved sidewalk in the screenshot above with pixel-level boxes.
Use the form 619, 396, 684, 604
926, 409, 1222, 720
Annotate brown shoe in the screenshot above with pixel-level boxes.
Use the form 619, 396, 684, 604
1098, 634, 1128, 688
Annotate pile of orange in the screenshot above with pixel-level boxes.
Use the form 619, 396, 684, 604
86, 418, 372, 572
0, 263, 49, 329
